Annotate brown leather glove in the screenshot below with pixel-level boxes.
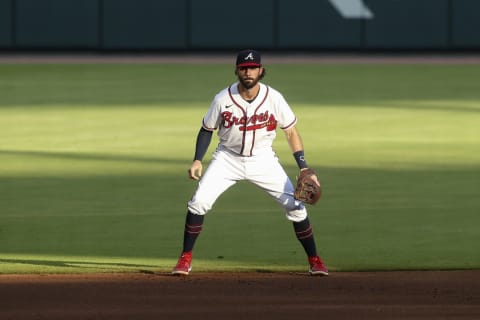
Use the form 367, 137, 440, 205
294, 168, 321, 205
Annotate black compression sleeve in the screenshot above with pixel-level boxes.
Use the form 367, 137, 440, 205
193, 127, 213, 161
293, 150, 308, 169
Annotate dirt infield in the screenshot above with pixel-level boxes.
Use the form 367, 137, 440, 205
1, 270, 479, 320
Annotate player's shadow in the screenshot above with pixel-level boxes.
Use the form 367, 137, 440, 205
0, 258, 159, 271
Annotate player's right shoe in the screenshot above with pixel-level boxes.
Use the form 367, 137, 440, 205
172, 251, 192, 275
308, 256, 328, 276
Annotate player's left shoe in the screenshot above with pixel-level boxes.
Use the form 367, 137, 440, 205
172, 251, 192, 275
308, 256, 328, 276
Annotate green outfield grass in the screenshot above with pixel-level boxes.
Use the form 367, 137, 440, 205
0, 63, 479, 274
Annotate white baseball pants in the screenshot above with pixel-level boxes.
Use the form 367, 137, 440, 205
187, 146, 307, 222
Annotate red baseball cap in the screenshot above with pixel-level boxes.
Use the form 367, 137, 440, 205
236, 49, 262, 67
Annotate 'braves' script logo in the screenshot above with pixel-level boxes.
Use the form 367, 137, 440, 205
221, 111, 277, 131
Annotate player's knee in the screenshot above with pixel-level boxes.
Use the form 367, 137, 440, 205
284, 199, 307, 222
187, 200, 211, 215
286, 208, 308, 222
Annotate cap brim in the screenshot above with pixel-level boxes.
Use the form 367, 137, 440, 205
237, 62, 262, 67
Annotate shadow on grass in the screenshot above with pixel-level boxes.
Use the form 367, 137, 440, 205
1, 150, 479, 270
2, 64, 480, 111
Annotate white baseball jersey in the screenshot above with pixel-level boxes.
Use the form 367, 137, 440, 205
202, 82, 297, 156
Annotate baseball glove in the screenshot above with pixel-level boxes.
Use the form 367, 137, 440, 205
294, 168, 321, 205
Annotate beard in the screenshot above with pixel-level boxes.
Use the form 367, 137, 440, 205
238, 74, 261, 89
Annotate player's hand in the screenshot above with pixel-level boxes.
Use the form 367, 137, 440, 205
188, 160, 203, 180
300, 168, 320, 187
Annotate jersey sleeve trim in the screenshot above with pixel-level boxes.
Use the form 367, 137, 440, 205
280, 117, 297, 130
202, 119, 216, 131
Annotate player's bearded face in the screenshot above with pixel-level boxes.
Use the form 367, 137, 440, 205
237, 67, 262, 89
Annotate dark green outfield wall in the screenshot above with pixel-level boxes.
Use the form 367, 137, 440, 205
1, 0, 479, 50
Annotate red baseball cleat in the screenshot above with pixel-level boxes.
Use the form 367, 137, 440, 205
172, 251, 192, 275
308, 256, 328, 276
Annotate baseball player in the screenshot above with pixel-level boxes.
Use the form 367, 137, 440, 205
172, 49, 328, 276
